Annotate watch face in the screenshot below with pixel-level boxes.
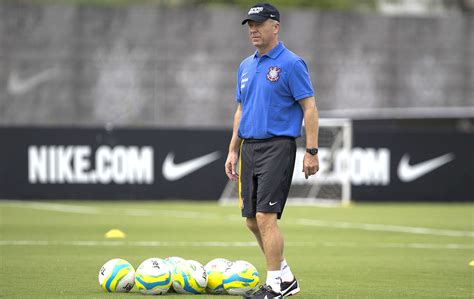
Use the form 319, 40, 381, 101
307, 148, 317, 155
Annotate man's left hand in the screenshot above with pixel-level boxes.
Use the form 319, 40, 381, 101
302, 152, 319, 179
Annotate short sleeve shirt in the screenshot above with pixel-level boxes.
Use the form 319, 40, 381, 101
235, 42, 314, 139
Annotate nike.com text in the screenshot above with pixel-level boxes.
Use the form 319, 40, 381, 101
29, 145, 153, 184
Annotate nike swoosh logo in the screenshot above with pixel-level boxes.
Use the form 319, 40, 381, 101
162, 151, 221, 181
269, 201, 278, 206
397, 153, 455, 182
7, 68, 59, 95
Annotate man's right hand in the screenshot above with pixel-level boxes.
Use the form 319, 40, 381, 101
225, 151, 239, 181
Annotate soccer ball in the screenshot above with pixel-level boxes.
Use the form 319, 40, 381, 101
164, 256, 186, 270
222, 260, 259, 296
164, 256, 186, 292
98, 258, 135, 293
205, 258, 233, 294
172, 260, 208, 294
135, 258, 172, 295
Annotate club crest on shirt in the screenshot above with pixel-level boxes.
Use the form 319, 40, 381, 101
266, 66, 281, 82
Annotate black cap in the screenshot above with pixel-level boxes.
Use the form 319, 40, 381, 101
242, 3, 280, 25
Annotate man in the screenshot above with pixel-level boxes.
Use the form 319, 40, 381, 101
224, 3, 320, 299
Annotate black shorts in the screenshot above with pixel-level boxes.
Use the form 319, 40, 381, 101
238, 136, 296, 219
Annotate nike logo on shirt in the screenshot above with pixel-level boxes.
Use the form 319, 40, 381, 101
397, 153, 455, 182
162, 151, 221, 181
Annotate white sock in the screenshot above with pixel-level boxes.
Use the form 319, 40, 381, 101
281, 259, 294, 282
266, 270, 281, 293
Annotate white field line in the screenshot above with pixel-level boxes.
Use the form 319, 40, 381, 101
0, 240, 260, 247
290, 219, 474, 238
1, 200, 473, 238
0, 200, 220, 219
0, 240, 472, 250
0, 200, 100, 214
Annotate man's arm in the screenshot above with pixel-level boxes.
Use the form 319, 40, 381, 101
225, 104, 242, 181
299, 96, 319, 179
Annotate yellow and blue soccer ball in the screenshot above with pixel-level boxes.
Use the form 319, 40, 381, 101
98, 258, 135, 293
164, 256, 186, 269
172, 260, 208, 294
222, 260, 259, 296
135, 258, 172, 295
164, 256, 186, 292
205, 258, 233, 294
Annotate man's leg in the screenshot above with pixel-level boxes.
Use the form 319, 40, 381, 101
256, 212, 283, 293
246, 217, 264, 253
251, 214, 299, 297
247, 217, 294, 281
256, 212, 283, 271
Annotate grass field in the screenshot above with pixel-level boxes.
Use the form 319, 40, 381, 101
0, 200, 472, 298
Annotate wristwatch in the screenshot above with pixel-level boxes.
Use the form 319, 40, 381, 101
306, 148, 318, 155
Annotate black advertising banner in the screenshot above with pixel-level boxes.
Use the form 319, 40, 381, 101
0, 123, 472, 201
351, 122, 474, 202
0, 127, 230, 200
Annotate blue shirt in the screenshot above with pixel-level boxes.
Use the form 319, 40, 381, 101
235, 42, 314, 139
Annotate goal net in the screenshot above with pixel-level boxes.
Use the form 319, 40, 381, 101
219, 118, 352, 206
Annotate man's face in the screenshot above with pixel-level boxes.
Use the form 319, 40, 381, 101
247, 19, 279, 48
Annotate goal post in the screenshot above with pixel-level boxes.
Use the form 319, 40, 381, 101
219, 118, 353, 206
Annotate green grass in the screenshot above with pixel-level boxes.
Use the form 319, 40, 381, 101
0, 201, 473, 298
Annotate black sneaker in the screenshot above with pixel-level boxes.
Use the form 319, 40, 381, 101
280, 277, 300, 297
243, 285, 282, 299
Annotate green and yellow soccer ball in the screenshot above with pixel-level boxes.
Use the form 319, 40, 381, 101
135, 258, 172, 295
205, 258, 233, 294
98, 258, 135, 293
172, 260, 208, 294
222, 260, 259, 296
